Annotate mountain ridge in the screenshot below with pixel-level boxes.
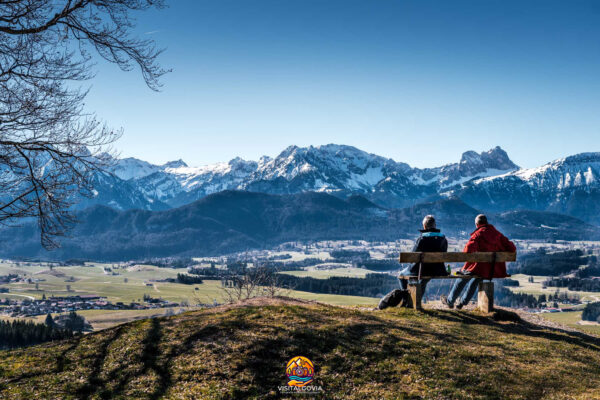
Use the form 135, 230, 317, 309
97, 144, 519, 210
445, 151, 600, 223
75, 144, 600, 227
3, 191, 599, 261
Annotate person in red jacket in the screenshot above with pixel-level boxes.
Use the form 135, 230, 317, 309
441, 214, 516, 309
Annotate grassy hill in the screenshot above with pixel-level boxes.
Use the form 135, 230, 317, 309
2, 298, 600, 399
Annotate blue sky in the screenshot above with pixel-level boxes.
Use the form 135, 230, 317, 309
85, 0, 600, 169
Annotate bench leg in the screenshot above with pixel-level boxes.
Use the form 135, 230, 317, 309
407, 283, 422, 310
478, 281, 494, 313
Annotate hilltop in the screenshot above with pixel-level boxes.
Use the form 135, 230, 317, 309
1, 298, 600, 399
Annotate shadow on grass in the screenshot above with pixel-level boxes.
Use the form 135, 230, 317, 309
92, 315, 244, 399
424, 308, 600, 351
75, 325, 126, 400
202, 306, 456, 399
84, 317, 174, 400
2, 335, 83, 386
8, 302, 600, 399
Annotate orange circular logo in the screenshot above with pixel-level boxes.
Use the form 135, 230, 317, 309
286, 356, 315, 387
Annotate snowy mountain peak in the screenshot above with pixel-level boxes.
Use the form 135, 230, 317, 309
409, 146, 518, 188
228, 156, 256, 170
460, 150, 483, 165
459, 146, 517, 172
110, 157, 161, 181
162, 159, 188, 169
85, 145, 600, 226
102, 144, 523, 209
441, 151, 600, 224
248, 143, 408, 194
504, 152, 600, 189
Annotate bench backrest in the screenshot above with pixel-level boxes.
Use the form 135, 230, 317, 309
399, 252, 516, 263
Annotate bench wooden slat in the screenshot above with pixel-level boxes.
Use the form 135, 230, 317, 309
398, 252, 516, 263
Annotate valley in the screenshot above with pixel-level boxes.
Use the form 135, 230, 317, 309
3, 1, 599, 397
2, 239, 600, 334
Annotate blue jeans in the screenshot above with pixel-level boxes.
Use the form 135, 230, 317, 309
448, 277, 483, 306
398, 266, 430, 294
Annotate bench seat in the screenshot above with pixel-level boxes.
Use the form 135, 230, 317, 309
396, 251, 517, 312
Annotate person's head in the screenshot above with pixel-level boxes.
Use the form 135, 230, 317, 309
422, 215, 436, 230
475, 214, 488, 227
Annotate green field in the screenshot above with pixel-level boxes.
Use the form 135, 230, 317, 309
8, 261, 600, 334
538, 310, 600, 335
502, 274, 600, 334
0, 262, 379, 306
0, 262, 378, 330
0, 262, 223, 303
280, 265, 370, 279
507, 274, 600, 302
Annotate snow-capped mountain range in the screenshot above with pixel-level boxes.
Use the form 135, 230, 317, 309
444, 152, 600, 223
87, 144, 600, 224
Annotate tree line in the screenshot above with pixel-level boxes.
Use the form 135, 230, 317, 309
510, 249, 593, 276
175, 273, 204, 285
274, 273, 401, 298
582, 302, 600, 322
0, 319, 73, 350
543, 277, 600, 292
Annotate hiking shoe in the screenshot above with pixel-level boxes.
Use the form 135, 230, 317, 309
440, 295, 454, 309
455, 270, 473, 276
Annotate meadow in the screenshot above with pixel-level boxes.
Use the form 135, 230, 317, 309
3, 238, 600, 333
507, 274, 600, 303
0, 261, 377, 331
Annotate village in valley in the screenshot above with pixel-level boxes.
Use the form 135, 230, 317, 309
1, 238, 599, 334
0, 293, 182, 319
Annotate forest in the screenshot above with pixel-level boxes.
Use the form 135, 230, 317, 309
544, 277, 600, 292
582, 302, 600, 322
0, 317, 75, 350
510, 249, 593, 276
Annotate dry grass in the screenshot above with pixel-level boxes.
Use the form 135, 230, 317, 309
1, 297, 600, 399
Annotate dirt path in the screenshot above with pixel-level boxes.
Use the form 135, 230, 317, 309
6, 293, 35, 300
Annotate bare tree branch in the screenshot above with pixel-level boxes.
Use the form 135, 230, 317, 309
0, 0, 168, 248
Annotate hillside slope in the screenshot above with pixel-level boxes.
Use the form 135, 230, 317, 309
1, 191, 598, 260
1, 299, 600, 399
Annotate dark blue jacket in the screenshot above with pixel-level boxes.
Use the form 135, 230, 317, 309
408, 228, 449, 276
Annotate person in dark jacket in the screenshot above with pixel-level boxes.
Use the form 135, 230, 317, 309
441, 214, 516, 309
378, 215, 448, 309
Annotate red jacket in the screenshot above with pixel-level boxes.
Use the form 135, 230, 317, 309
461, 224, 516, 278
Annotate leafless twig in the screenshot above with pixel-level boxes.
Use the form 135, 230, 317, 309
0, 1, 168, 248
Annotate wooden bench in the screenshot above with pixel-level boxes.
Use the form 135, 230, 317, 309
397, 252, 517, 312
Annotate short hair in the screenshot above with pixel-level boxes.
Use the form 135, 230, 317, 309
475, 214, 488, 225
422, 215, 436, 229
